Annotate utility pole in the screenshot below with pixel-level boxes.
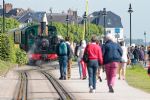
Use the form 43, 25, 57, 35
3, 0, 5, 33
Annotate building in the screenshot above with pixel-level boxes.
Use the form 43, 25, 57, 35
0, 3, 26, 17
17, 9, 80, 25
89, 10, 124, 42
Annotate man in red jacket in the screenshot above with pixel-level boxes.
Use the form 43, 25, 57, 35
84, 35, 103, 93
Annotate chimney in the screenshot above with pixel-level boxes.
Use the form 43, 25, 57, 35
5, 3, 12, 13
40, 13, 48, 36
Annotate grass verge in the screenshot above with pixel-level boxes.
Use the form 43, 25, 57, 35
0, 60, 14, 76
126, 65, 150, 93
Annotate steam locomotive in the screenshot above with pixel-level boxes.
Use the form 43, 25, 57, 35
13, 13, 59, 64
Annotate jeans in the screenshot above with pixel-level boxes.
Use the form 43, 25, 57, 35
59, 56, 68, 79
78, 61, 82, 78
87, 60, 99, 89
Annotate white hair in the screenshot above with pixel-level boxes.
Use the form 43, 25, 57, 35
57, 35, 63, 40
105, 33, 115, 42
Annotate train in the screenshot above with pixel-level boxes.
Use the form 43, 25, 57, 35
13, 13, 59, 64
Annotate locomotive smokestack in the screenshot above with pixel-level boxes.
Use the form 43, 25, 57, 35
41, 13, 48, 35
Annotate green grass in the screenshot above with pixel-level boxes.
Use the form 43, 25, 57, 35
126, 65, 150, 93
0, 60, 13, 75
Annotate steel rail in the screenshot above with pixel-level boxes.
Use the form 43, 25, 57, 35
14, 72, 28, 100
41, 71, 76, 100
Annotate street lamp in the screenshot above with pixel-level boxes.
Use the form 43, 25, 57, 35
144, 31, 146, 48
102, 8, 107, 35
83, 11, 87, 38
144, 31, 147, 67
66, 15, 69, 36
128, 3, 133, 46
3, 0, 5, 33
49, 8, 53, 25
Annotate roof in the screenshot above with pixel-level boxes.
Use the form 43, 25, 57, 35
47, 13, 78, 24
17, 11, 79, 24
17, 11, 46, 23
89, 11, 123, 28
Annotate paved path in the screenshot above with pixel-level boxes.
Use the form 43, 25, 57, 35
50, 63, 150, 100
0, 62, 150, 100
0, 68, 18, 100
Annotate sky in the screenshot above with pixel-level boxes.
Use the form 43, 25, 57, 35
1, 0, 150, 41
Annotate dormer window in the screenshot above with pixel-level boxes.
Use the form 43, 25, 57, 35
107, 19, 111, 25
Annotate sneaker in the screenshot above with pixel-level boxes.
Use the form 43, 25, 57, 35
92, 89, 96, 93
82, 76, 87, 80
63, 76, 66, 80
67, 77, 70, 80
89, 86, 93, 93
109, 86, 114, 93
59, 77, 63, 80
122, 76, 125, 80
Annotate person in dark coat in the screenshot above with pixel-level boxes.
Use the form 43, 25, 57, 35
103, 33, 122, 93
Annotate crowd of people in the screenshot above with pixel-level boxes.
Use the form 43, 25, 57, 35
56, 33, 149, 94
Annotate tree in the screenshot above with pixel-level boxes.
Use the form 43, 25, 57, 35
51, 22, 103, 43
0, 17, 19, 33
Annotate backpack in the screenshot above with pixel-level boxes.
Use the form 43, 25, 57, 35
74, 45, 79, 56
59, 42, 67, 55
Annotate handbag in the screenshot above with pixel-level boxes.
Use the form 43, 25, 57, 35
83, 45, 89, 63
83, 51, 88, 63
148, 67, 150, 76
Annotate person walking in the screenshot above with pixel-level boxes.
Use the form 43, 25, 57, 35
84, 35, 103, 93
65, 37, 73, 80
103, 34, 122, 93
133, 46, 140, 64
56, 36, 70, 80
96, 40, 103, 82
77, 40, 87, 79
118, 41, 128, 80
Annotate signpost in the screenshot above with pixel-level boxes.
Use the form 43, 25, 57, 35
115, 28, 120, 43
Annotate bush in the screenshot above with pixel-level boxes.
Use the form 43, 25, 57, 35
0, 60, 13, 75
16, 48, 28, 66
0, 34, 16, 62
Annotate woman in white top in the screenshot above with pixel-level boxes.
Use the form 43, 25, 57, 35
118, 41, 128, 80
77, 40, 87, 79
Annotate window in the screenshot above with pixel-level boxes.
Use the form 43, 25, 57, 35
106, 30, 111, 33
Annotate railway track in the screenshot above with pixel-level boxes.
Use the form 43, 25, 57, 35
41, 71, 76, 100
14, 71, 28, 100
13, 64, 76, 100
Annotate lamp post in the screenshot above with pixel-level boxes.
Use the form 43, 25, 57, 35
49, 8, 53, 25
83, 12, 87, 38
144, 31, 147, 67
66, 15, 69, 37
102, 8, 107, 35
128, 3, 133, 46
144, 32, 146, 48
3, 0, 5, 33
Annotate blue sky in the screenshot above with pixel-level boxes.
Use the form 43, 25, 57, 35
1, 0, 150, 41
